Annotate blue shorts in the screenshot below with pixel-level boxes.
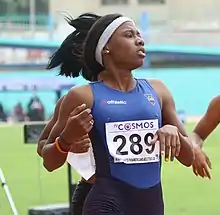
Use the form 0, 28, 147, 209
83, 178, 164, 215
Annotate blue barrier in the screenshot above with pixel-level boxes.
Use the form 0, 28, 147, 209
0, 37, 59, 49
0, 68, 219, 117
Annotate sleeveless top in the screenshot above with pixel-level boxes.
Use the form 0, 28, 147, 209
89, 79, 162, 188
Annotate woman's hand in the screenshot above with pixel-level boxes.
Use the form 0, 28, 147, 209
192, 144, 212, 179
60, 104, 94, 144
151, 125, 181, 161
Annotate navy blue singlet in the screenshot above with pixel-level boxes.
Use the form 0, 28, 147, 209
83, 79, 164, 215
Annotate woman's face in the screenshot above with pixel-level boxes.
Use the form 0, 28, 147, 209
105, 21, 145, 70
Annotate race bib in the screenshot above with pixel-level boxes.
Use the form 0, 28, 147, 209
105, 119, 160, 164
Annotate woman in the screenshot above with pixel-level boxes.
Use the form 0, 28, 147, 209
37, 96, 95, 215
37, 13, 101, 215
191, 95, 220, 179
41, 13, 194, 215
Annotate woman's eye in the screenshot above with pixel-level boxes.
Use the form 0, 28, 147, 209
125, 32, 133, 38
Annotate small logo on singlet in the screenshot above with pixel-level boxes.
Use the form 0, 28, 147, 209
102, 100, 127, 105
144, 94, 155, 105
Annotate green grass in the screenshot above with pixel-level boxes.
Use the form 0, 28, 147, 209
0, 123, 219, 215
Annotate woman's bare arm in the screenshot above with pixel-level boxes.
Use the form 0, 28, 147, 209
192, 96, 220, 147
37, 96, 65, 156
41, 85, 93, 172
150, 79, 194, 167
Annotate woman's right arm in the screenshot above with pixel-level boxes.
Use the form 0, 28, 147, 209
41, 85, 93, 172
37, 96, 65, 157
192, 95, 220, 147
189, 96, 220, 178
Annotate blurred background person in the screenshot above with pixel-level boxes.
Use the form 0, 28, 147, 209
27, 95, 45, 121
12, 102, 27, 122
0, 102, 7, 122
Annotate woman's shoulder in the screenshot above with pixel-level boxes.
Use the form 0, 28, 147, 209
69, 84, 91, 94
65, 84, 94, 108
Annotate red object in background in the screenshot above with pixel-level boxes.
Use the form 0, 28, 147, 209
27, 49, 43, 59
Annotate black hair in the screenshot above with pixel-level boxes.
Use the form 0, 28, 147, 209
46, 13, 101, 81
46, 13, 122, 81
82, 14, 122, 81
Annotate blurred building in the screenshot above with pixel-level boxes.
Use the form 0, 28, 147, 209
1, 0, 220, 45
1, 0, 220, 27
50, 0, 220, 23
50, 0, 220, 46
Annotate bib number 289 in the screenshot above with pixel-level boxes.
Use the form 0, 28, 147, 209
114, 133, 155, 156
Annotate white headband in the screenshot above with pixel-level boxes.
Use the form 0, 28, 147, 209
95, 16, 134, 66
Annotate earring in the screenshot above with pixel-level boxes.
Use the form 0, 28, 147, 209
104, 49, 110, 54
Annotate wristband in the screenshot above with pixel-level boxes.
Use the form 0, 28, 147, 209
55, 137, 69, 154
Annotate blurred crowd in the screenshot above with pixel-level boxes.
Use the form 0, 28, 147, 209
0, 95, 45, 123
0, 95, 186, 124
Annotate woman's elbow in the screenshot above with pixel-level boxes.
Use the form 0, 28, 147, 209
41, 144, 68, 172
42, 154, 66, 172
37, 140, 47, 157
37, 147, 42, 157
41, 151, 58, 172
43, 161, 56, 172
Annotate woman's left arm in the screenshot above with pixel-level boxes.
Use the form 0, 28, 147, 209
149, 79, 195, 167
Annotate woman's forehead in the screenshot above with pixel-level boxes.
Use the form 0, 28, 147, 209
117, 21, 136, 32
105, 20, 139, 46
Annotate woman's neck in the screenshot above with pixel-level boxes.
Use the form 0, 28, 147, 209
101, 68, 135, 92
